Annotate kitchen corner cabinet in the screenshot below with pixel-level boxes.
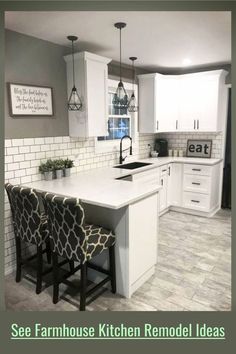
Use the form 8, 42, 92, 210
138, 70, 228, 134
64, 51, 111, 138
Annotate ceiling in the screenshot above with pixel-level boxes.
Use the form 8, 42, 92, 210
5, 11, 231, 71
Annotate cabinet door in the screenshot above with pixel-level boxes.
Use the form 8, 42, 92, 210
87, 60, 108, 136
196, 76, 219, 132
159, 173, 168, 212
167, 163, 183, 207
156, 75, 179, 132
178, 76, 198, 131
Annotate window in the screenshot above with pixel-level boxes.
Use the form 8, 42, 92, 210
95, 79, 138, 154
97, 92, 131, 141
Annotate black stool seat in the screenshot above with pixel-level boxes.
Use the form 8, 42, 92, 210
42, 192, 116, 311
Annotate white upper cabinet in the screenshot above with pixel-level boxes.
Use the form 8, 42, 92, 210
138, 70, 228, 133
64, 51, 111, 138
138, 73, 179, 133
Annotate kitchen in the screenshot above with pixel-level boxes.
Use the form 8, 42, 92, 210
4, 11, 231, 311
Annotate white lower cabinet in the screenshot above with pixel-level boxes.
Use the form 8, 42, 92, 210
167, 163, 183, 207
156, 161, 221, 217
182, 163, 221, 215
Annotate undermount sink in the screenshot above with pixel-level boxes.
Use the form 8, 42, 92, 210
114, 162, 153, 170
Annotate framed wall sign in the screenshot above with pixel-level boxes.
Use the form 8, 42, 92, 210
8, 83, 54, 116
186, 139, 212, 158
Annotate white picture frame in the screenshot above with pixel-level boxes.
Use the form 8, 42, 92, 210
8, 83, 54, 116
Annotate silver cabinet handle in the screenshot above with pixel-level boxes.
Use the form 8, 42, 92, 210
157, 120, 159, 130
192, 182, 200, 185
192, 168, 201, 171
176, 120, 178, 130
161, 178, 163, 186
168, 166, 171, 176
197, 120, 199, 129
162, 169, 167, 172
191, 200, 200, 203
194, 120, 196, 130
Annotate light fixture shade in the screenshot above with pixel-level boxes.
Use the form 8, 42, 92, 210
128, 93, 138, 112
68, 86, 82, 111
128, 56, 138, 112
113, 81, 129, 108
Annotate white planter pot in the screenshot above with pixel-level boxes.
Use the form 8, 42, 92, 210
44, 171, 53, 181
56, 169, 63, 179
64, 168, 71, 177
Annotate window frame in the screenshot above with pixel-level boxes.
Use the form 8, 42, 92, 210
95, 79, 138, 154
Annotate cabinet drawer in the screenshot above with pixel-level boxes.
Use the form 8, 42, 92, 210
184, 164, 212, 176
183, 174, 210, 194
132, 168, 159, 183
183, 192, 210, 212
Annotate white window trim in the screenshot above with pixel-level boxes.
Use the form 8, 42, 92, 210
95, 78, 138, 154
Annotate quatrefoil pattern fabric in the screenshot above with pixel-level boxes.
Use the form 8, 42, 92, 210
42, 193, 115, 263
5, 183, 49, 246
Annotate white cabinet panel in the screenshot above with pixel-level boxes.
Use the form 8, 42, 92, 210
129, 193, 158, 285
64, 52, 111, 138
167, 163, 183, 207
138, 70, 228, 134
159, 172, 168, 212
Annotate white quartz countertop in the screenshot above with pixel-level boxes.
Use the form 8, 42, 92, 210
27, 156, 221, 210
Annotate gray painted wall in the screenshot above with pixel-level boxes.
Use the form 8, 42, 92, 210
5, 30, 69, 138
5, 30, 231, 139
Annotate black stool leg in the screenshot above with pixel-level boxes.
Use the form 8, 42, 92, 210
109, 245, 116, 294
15, 237, 22, 283
36, 245, 43, 294
52, 252, 59, 304
69, 260, 75, 274
45, 240, 51, 264
80, 262, 87, 311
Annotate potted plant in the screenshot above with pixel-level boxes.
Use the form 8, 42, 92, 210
39, 159, 54, 181
54, 159, 65, 179
64, 158, 74, 177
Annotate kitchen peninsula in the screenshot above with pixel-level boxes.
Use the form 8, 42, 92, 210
27, 163, 162, 298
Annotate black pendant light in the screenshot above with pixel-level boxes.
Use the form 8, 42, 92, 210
67, 35, 82, 111
113, 22, 128, 109
128, 57, 138, 112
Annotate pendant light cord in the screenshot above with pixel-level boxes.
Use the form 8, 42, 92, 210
119, 28, 122, 82
132, 60, 134, 93
72, 40, 75, 89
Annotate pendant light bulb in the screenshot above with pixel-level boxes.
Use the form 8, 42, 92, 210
67, 35, 82, 111
128, 56, 138, 112
113, 22, 128, 109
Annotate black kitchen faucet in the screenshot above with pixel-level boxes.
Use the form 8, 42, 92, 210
119, 135, 132, 164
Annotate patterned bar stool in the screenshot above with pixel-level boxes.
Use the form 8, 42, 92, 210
42, 193, 116, 311
5, 183, 51, 294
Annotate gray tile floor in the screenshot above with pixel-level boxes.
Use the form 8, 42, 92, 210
5, 209, 231, 311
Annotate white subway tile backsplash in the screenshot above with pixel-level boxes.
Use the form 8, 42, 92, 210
21, 175, 32, 184
7, 147, 19, 155
5, 155, 13, 163
34, 137, 45, 145
14, 169, 26, 178
25, 153, 36, 161
5, 140, 12, 147
12, 139, 24, 147
23, 138, 34, 145
13, 154, 25, 162
30, 145, 41, 153
19, 146, 30, 154
45, 137, 54, 144
54, 137, 63, 143
8, 162, 20, 171
19, 161, 31, 169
